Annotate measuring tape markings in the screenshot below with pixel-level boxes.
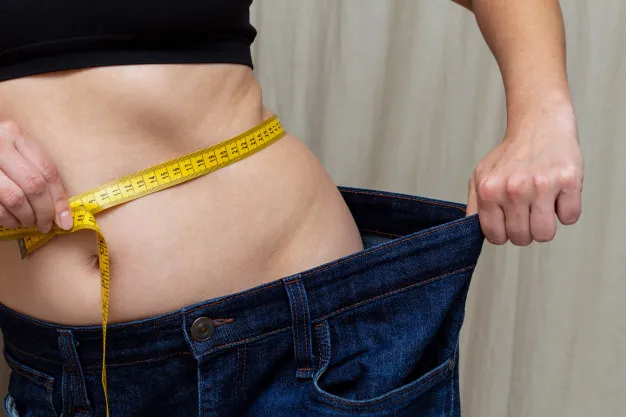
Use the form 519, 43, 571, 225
0, 115, 286, 416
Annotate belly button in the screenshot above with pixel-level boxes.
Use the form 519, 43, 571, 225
88, 254, 100, 270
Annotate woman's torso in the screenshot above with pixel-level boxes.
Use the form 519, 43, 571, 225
0, 64, 363, 325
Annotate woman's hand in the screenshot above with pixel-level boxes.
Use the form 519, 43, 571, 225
466, 101, 583, 246
0, 120, 72, 232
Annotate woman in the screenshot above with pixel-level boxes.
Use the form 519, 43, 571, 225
0, 1, 583, 416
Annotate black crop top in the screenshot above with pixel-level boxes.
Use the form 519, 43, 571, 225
0, 0, 257, 82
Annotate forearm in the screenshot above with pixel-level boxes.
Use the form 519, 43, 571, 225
464, 0, 572, 126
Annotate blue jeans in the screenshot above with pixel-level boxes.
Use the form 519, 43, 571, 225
1, 187, 484, 417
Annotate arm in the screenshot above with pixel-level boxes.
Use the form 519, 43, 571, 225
456, 0, 583, 246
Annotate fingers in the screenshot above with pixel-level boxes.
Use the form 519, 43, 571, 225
473, 167, 579, 246
530, 175, 557, 242
466, 173, 479, 216
0, 170, 35, 229
15, 134, 73, 230
0, 147, 54, 232
503, 174, 533, 246
0, 121, 71, 233
555, 168, 583, 225
476, 176, 508, 245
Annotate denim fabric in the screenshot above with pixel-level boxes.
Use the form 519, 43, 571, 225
0, 186, 484, 417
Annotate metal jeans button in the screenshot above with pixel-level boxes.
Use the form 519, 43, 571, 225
190, 317, 215, 342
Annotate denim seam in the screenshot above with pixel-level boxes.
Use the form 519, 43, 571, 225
242, 344, 247, 402
358, 228, 402, 238
83, 351, 192, 371
315, 265, 475, 323
312, 318, 451, 411
285, 282, 302, 374
4, 343, 61, 366
296, 280, 312, 372
449, 358, 454, 417
4, 354, 54, 388
58, 331, 91, 413
292, 279, 313, 373
340, 189, 467, 213
205, 327, 291, 355
235, 347, 240, 409
5, 360, 58, 417
318, 364, 451, 413
59, 334, 82, 409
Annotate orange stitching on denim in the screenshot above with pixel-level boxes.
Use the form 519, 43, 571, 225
318, 265, 475, 322
213, 318, 235, 327
340, 189, 467, 214
83, 351, 192, 370
210, 327, 291, 353
5, 358, 53, 388
318, 361, 450, 411
317, 328, 322, 370
359, 228, 402, 238
286, 282, 302, 371
294, 279, 312, 370
300, 217, 475, 278
242, 344, 247, 402
5, 342, 62, 365
235, 347, 240, 407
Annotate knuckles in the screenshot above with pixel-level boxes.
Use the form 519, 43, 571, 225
476, 177, 503, 202
3, 188, 26, 209
476, 166, 582, 201
556, 165, 583, 191
22, 173, 46, 196
39, 161, 60, 184
505, 175, 532, 200
0, 120, 21, 139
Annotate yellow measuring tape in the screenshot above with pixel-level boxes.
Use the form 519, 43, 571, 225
0, 115, 285, 416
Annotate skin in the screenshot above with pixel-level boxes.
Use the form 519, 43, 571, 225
0, 1, 582, 325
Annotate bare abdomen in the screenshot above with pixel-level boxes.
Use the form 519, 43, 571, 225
0, 65, 363, 325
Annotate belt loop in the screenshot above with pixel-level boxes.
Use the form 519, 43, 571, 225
282, 275, 314, 380
57, 330, 92, 416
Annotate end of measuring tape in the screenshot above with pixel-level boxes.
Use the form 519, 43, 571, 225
18, 238, 26, 259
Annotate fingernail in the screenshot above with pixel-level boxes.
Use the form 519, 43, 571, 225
59, 211, 73, 231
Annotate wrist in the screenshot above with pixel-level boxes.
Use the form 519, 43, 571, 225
503, 90, 577, 142
505, 88, 574, 129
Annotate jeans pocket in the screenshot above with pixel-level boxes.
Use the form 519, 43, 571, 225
4, 352, 59, 417
309, 268, 473, 414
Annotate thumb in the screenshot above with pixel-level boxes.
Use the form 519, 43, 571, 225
466, 172, 479, 216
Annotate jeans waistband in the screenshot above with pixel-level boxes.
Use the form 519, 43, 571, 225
0, 187, 484, 372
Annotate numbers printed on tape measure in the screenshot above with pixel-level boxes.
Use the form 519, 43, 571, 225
0, 116, 286, 417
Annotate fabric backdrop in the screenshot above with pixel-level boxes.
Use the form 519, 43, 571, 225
1, 1, 624, 416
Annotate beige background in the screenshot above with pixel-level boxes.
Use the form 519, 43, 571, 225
1, 1, 625, 416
